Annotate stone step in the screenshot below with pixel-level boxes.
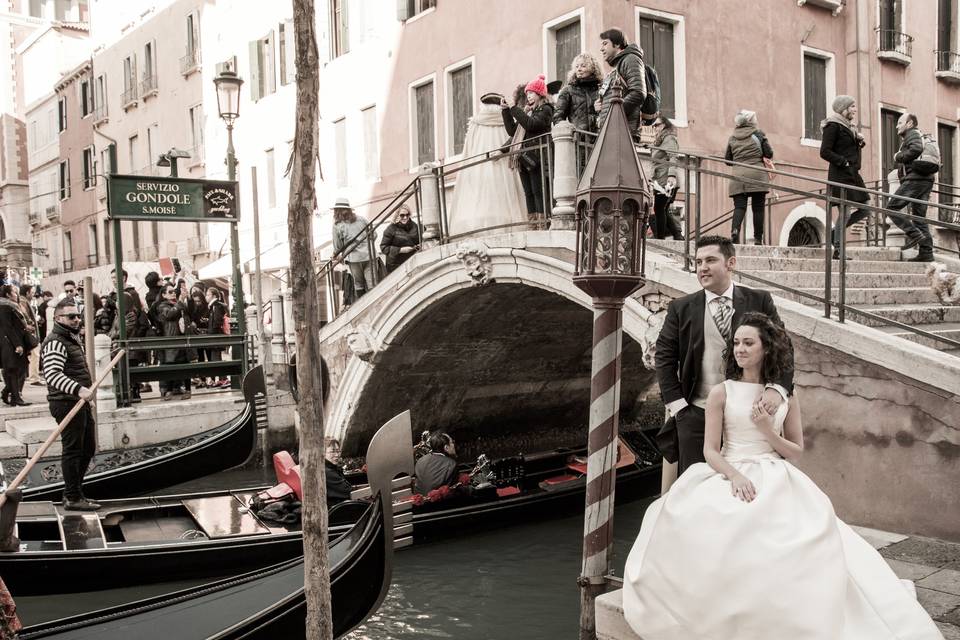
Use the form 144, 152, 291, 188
652, 239, 902, 261
772, 287, 940, 306
875, 322, 960, 351
5, 416, 58, 444
0, 432, 26, 459
848, 304, 960, 328
26, 439, 61, 458
739, 270, 931, 289
735, 256, 929, 274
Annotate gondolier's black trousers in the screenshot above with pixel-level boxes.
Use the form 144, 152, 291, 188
49, 400, 96, 502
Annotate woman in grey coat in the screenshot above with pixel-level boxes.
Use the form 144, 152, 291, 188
724, 110, 773, 245
650, 115, 684, 240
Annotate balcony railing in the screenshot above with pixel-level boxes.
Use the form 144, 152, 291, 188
796, 0, 844, 16
45, 204, 59, 220
141, 74, 158, 97
28, 211, 40, 226
180, 48, 201, 75
876, 29, 913, 64
121, 85, 139, 109
62, 259, 74, 273
935, 51, 960, 82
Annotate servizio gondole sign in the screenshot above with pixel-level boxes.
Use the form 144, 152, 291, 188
107, 174, 239, 223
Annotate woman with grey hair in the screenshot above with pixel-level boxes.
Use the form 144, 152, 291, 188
724, 110, 773, 245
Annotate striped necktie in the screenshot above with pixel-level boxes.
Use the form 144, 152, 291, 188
712, 296, 732, 342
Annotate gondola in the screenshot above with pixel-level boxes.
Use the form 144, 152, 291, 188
0, 411, 416, 601
16, 495, 390, 639
3, 365, 266, 503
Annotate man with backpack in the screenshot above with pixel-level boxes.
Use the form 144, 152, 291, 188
595, 28, 653, 134
887, 113, 938, 262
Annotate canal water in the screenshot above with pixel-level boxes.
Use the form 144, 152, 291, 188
15, 467, 656, 639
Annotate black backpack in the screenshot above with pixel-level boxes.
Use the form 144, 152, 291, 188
640, 63, 661, 123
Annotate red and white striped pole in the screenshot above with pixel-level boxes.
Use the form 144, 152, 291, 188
578, 302, 624, 640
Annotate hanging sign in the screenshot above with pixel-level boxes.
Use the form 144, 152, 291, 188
107, 174, 239, 222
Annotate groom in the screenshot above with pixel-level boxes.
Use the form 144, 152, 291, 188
655, 235, 794, 481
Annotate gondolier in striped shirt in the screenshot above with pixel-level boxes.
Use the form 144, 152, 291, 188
40, 299, 98, 511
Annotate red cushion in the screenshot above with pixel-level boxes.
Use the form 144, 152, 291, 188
496, 486, 521, 497
273, 451, 303, 501
566, 462, 588, 475
541, 474, 579, 486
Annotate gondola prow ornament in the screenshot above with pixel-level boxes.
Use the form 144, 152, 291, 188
572, 88, 652, 640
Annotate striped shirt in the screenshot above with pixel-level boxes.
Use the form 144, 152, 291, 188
41, 338, 83, 397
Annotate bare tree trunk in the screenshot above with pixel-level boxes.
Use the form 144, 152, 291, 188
289, 2, 331, 638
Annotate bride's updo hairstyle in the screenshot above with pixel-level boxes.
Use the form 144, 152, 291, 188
724, 311, 792, 384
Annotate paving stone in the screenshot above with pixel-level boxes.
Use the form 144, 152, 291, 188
885, 558, 940, 582
851, 525, 908, 549
919, 569, 960, 597
941, 608, 960, 628
881, 537, 960, 569
938, 622, 960, 639
917, 587, 960, 619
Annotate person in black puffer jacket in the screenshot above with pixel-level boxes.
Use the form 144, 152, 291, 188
502, 75, 554, 225
380, 204, 421, 272
596, 28, 647, 134
554, 53, 602, 133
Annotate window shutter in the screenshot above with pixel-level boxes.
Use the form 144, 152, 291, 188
317, 0, 331, 64
249, 40, 262, 101
554, 21, 580, 83
450, 66, 472, 155
265, 31, 276, 95
652, 20, 674, 118
937, 124, 956, 211
397, 0, 411, 21
415, 82, 434, 164
284, 20, 296, 83
938, 0, 953, 52
802, 55, 826, 140
341, 0, 350, 55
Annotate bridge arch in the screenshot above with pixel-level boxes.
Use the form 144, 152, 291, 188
320, 233, 662, 458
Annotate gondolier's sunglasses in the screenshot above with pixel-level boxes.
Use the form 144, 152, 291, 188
57, 313, 81, 320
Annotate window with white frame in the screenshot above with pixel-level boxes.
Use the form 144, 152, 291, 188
445, 61, 473, 157
57, 96, 67, 132
398, 0, 435, 21
103, 221, 111, 261
146, 123, 159, 172
635, 7, 687, 124
544, 10, 583, 84
249, 30, 277, 101
143, 41, 158, 93
63, 231, 72, 269
801, 47, 834, 142
94, 74, 107, 120
188, 104, 204, 160
88, 223, 99, 265
100, 148, 111, 178
265, 148, 277, 208
334, 118, 348, 188
410, 76, 436, 167
938, 122, 957, 208
361, 105, 379, 180
279, 20, 296, 85
186, 12, 200, 58
58, 160, 70, 200
331, 0, 349, 58
80, 78, 92, 117
82, 146, 95, 189
123, 54, 138, 104
128, 134, 140, 173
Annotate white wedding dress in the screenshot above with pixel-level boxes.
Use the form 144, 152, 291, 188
622, 380, 943, 640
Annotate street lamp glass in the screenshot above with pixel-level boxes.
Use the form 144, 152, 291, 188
214, 70, 244, 122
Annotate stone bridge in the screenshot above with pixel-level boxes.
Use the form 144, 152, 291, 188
318, 231, 960, 541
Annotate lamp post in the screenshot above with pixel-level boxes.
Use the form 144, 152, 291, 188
214, 68, 247, 341
573, 93, 651, 640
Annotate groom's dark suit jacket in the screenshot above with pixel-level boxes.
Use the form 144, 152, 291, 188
655, 285, 794, 462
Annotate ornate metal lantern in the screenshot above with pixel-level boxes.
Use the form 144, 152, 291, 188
573, 93, 652, 301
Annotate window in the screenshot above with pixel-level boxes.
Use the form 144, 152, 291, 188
410, 77, 436, 166
151, 220, 159, 248
398, 0, 435, 20
278, 20, 296, 85
100, 148, 112, 178
879, 0, 904, 34
63, 231, 72, 271
123, 54, 138, 104
128, 134, 139, 173
445, 61, 473, 156
249, 31, 277, 101
334, 118, 348, 188
88, 224, 99, 265
938, 123, 956, 209
188, 104, 204, 159
29, 0, 42, 18
130, 222, 141, 259
58, 160, 70, 200
146, 123, 158, 173
265, 148, 277, 207
143, 41, 158, 93
103, 222, 111, 262
183, 11, 201, 72
940, 0, 957, 52
638, 16, 675, 118
80, 79, 92, 117
57, 96, 67, 132
544, 11, 583, 85
361, 105, 379, 180
331, 0, 349, 58
94, 74, 107, 120
802, 49, 834, 141
82, 146, 95, 189
880, 107, 903, 195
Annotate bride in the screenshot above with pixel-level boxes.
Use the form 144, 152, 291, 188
622, 312, 943, 639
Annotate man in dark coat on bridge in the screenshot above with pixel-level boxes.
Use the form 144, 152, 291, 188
41, 298, 98, 511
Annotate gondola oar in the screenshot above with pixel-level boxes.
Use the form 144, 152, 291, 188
0, 348, 126, 509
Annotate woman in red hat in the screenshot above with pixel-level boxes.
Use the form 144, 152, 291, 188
500, 74, 554, 227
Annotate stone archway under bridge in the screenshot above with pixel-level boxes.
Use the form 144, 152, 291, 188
317, 230, 668, 462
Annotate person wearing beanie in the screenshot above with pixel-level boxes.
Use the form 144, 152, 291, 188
819, 95, 870, 260
724, 109, 774, 245
500, 75, 554, 227
885, 112, 935, 262
595, 28, 647, 133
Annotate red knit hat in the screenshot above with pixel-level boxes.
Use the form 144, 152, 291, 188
524, 74, 547, 97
